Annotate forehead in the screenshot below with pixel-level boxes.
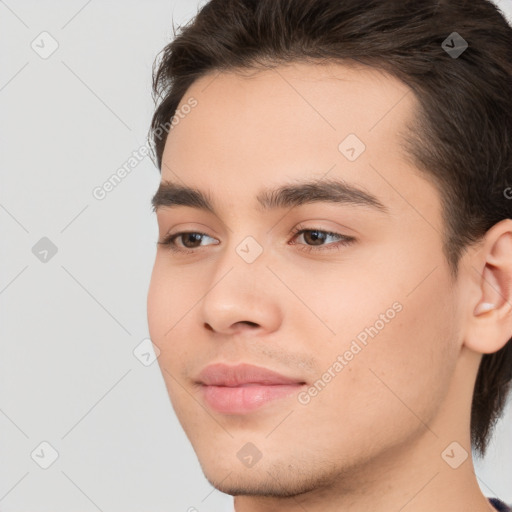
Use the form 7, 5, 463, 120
158, 61, 437, 221
165, 60, 416, 150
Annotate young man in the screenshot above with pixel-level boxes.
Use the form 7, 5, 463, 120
146, 0, 512, 510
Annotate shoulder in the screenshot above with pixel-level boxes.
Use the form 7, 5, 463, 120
489, 497, 512, 512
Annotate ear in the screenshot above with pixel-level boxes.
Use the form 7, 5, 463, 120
463, 219, 512, 354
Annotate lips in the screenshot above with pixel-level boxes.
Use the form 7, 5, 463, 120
196, 363, 305, 387
196, 363, 306, 414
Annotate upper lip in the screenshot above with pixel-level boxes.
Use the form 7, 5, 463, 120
196, 363, 306, 387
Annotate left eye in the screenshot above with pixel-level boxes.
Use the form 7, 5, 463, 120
288, 227, 356, 253
157, 227, 356, 254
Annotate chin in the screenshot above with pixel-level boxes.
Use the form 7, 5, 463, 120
201, 463, 331, 499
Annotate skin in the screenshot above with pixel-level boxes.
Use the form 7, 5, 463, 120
146, 61, 512, 512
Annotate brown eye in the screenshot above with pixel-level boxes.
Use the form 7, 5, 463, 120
301, 230, 329, 246
158, 231, 219, 253
290, 226, 356, 253
178, 233, 204, 249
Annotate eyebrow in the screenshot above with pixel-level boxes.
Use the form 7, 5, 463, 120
151, 177, 389, 215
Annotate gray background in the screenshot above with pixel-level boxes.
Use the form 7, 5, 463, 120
1, 1, 511, 511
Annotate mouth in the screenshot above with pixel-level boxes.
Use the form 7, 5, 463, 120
196, 363, 307, 415
199, 383, 306, 414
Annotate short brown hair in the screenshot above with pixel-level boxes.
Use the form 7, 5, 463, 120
149, 0, 512, 456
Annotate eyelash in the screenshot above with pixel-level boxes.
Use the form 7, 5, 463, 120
158, 224, 356, 255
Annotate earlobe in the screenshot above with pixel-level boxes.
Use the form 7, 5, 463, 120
473, 302, 496, 316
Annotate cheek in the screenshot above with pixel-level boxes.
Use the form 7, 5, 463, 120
146, 262, 167, 338
147, 261, 188, 370
147, 258, 192, 338
291, 248, 459, 439
373, 272, 458, 399
333, 272, 456, 426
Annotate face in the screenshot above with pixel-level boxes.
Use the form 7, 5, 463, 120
147, 62, 464, 497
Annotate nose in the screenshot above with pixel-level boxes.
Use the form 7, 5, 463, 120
199, 260, 282, 336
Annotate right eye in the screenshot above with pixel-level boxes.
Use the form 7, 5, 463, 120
158, 231, 220, 254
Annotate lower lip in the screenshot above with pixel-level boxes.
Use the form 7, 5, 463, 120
200, 383, 304, 414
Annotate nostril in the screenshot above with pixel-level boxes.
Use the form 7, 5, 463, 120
240, 321, 259, 328
232, 321, 259, 329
